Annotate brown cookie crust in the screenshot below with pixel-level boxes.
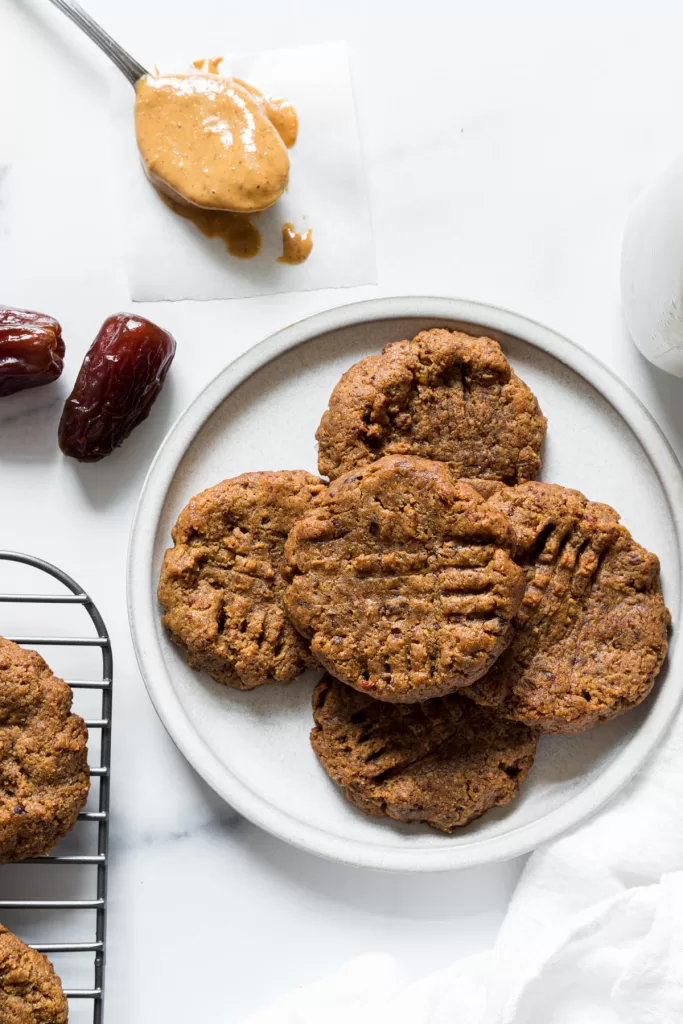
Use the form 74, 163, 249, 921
311, 676, 537, 832
284, 455, 525, 702
466, 483, 671, 733
0, 638, 89, 864
158, 470, 327, 689
0, 925, 68, 1024
316, 329, 547, 482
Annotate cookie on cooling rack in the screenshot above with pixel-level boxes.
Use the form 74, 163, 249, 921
0, 638, 89, 863
158, 470, 327, 689
465, 482, 671, 733
311, 675, 538, 832
284, 455, 525, 702
315, 328, 547, 482
0, 924, 68, 1023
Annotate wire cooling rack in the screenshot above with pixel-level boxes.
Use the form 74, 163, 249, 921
0, 550, 111, 1023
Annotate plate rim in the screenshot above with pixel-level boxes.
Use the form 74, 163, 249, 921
127, 295, 683, 872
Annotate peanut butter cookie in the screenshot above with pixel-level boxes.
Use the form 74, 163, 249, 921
466, 483, 671, 733
311, 676, 537, 832
284, 455, 525, 702
0, 925, 68, 1024
159, 470, 327, 689
0, 638, 89, 863
316, 328, 547, 482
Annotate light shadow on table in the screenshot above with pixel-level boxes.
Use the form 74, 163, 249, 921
239, 822, 526, 922
0, 390, 65, 464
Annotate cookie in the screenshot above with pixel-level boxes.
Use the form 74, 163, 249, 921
466, 483, 671, 733
316, 328, 547, 482
0, 925, 68, 1024
284, 455, 525, 702
0, 638, 89, 863
158, 470, 327, 689
311, 675, 537, 832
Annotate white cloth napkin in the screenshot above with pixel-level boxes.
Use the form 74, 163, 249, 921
241, 710, 683, 1024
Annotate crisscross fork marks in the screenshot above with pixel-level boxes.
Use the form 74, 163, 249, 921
285, 456, 525, 702
311, 677, 538, 832
466, 482, 670, 733
158, 470, 327, 689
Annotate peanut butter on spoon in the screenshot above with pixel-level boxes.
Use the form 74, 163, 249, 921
41, 4, 309, 258
134, 72, 291, 213
232, 79, 299, 149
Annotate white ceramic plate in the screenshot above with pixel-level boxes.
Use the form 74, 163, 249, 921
128, 297, 683, 872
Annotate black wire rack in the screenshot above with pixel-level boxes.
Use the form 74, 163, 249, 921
0, 551, 111, 1023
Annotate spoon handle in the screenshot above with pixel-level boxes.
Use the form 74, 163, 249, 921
46, 0, 148, 85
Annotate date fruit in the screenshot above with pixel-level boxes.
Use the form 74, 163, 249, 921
0, 307, 65, 397
58, 313, 176, 462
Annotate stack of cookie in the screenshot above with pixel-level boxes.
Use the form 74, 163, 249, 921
0, 637, 90, 1020
159, 328, 670, 833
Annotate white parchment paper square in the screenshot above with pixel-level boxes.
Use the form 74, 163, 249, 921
112, 41, 376, 302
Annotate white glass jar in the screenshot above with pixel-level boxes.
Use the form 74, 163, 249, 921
622, 155, 683, 377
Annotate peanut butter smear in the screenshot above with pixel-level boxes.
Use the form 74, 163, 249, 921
277, 222, 313, 264
134, 73, 291, 213
160, 193, 261, 258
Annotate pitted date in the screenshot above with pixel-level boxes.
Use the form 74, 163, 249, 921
0, 307, 65, 397
58, 313, 176, 462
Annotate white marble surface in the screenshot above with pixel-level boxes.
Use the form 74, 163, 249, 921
2, 2, 683, 1020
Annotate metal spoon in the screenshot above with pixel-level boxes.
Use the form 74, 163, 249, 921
46, 0, 147, 85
